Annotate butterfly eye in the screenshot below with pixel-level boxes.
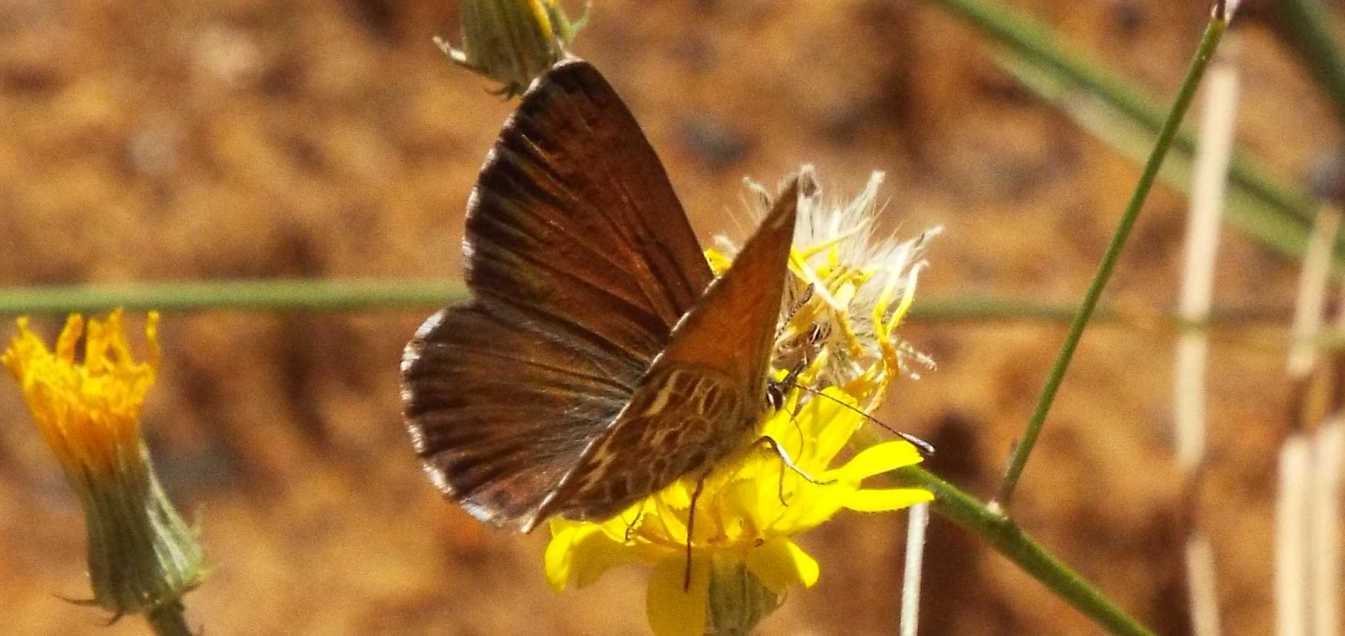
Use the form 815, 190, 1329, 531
765, 358, 809, 412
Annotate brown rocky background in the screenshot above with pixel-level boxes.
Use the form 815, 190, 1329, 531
1, 0, 1339, 633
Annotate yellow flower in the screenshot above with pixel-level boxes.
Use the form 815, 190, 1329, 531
545, 170, 938, 636
546, 384, 931, 635
3, 310, 203, 618
770, 169, 940, 409
437, 0, 587, 97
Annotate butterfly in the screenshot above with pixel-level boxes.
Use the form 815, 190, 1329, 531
401, 58, 809, 533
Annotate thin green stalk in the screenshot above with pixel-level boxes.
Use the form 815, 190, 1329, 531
908, 295, 1286, 325
0, 279, 466, 316
893, 466, 1155, 636
926, 0, 1316, 225
145, 600, 191, 636
1274, 0, 1345, 127
909, 296, 1095, 323
998, 53, 1320, 268
0, 280, 1288, 328
994, 13, 1229, 506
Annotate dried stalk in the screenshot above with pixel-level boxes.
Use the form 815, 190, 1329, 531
1173, 39, 1241, 636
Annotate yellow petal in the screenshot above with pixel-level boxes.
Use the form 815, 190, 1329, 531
543, 524, 585, 590
770, 483, 847, 532
648, 555, 710, 636
648, 494, 691, 544
658, 477, 695, 510
758, 408, 799, 449
55, 314, 83, 363
746, 538, 819, 592
843, 487, 934, 512
837, 440, 925, 481
595, 507, 645, 542
544, 523, 634, 591
807, 391, 864, 463
704, 248, 734, 275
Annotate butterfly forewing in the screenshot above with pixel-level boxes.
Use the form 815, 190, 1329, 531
402, 59, 713, 529
650, 177, 807, 406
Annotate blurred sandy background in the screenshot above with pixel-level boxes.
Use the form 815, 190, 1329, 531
0, 0, 1340, 633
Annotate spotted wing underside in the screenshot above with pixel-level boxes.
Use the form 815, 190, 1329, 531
529, 176, 805, 528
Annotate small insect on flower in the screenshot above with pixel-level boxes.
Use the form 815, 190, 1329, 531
2, 310, 203, 621
544, 173, 939, 636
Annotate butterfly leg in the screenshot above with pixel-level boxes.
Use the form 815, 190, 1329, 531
756, 435, 836, 506
623, 502, 647, 542
683, 471, 709, 592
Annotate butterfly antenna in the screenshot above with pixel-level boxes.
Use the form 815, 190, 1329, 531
792, 384, 936, 457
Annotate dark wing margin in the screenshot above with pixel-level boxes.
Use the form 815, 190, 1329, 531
401, 59, 714, 530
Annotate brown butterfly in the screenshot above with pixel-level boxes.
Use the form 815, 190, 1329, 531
401, 58, 808, 533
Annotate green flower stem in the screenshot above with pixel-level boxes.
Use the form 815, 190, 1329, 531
145, 600, 191, 636
1273, 0, 1345, 127
0, 279, 466, 315
926, 0, 1316, 226
911, 296, 1088, 322
908, 296, 1284, 326
994, 12, 1229, 507
0, 280, 1286, 328
892, 466, 1155, 636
